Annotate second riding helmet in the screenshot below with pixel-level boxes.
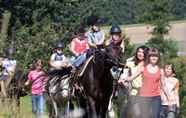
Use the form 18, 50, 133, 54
110, 25, 122, 35
55, 41, 64, 49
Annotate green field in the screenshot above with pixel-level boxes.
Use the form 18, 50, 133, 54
0, 96, 48, 118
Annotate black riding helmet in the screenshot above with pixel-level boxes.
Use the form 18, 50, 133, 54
54, 41, 64, 49
87, 15, 105, 26
75, 26, 86, 35
110, 25, 122, 35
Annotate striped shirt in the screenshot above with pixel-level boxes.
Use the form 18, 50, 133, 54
28, 70, 47, 95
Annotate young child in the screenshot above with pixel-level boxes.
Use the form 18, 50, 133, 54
160, 64, 180, 118
25, 59, 48, 117
69, 26, 89, 70
87, 15, 105, 49
49, 41, 71, 76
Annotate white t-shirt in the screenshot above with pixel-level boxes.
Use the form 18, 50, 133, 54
2, 58, 16, 75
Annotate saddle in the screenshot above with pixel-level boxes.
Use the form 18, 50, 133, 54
76, 55, 94, 77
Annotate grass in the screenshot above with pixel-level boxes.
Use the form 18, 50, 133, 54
20, 96, 34, 117
0, 95, 48, 118
0, 96, 34, 118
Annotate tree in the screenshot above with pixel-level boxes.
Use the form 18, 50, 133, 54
139, 0, 178, 60
170, 0, 186, 20
0, 10, 11, 54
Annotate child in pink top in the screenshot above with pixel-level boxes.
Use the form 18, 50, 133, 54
70, 26, 89, 70
25, 59, 48, 116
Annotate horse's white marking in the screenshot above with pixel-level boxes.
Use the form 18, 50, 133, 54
52, 97, 58, 117
107, 93, 116, 118
48, 75, 72, 118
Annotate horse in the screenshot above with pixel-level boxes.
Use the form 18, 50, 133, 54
0, 68, 28, 107
6, 69, 28, 105
46, 67, 75, 118
76, 45, 123, 118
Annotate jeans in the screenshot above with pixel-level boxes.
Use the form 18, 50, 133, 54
32, 94, 44, 116
72, 53, 87, 68
160, 105, 178, 118
124, 96, 161, 118
151, 96, 161, 118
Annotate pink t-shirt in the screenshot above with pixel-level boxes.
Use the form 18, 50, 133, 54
28, 70, 47, 95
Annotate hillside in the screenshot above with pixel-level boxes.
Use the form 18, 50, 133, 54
102, 20, 186, 54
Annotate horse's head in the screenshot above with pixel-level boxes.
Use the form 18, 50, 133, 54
104, 44, 123, 67
91, 47, 121, 73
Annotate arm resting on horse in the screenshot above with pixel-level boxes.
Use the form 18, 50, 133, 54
118, 65, 143, 85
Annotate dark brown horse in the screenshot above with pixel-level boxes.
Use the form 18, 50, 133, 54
77, 45, 122, 118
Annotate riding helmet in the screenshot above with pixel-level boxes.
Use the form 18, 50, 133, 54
87, 15, 105, 26
110, 24, 122, 34
55, 41, 64, 49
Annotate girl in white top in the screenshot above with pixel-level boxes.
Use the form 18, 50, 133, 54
160, 64, 180, 118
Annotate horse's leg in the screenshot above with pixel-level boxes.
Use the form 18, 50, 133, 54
5, 72, 14, 88
95, 102, 101, 118
107, 100, 116, 118
46, 98, 54, 118
88, 97, 97, 118
65, 97, 74, 117
75, 91, 88, 118
100, 97, 111, 118
51, 97, 58, 118
49, 101, 56, 118
0, 80, 7, 97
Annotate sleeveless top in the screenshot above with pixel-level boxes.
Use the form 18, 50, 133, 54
125, 59, 143, 95
139, 65, 161, 97
161, 77, 179, 105
70, 37, 89, 56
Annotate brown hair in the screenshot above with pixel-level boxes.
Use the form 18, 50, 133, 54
134, 45, 149, 65
146, 47, 160, 65
164, 63, 176, 76
35, 59, 43, 68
